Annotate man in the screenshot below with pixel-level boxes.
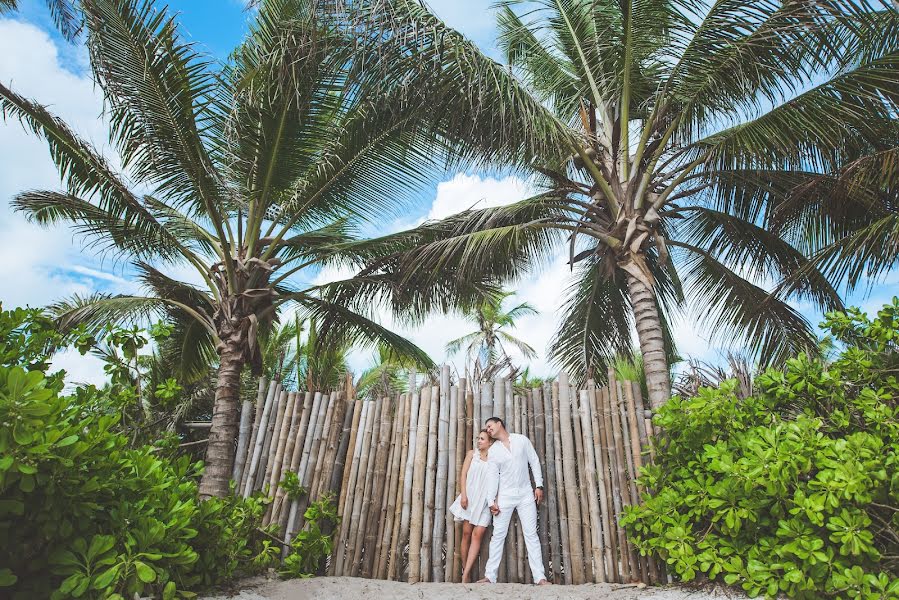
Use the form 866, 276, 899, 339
478, 416, 551, 585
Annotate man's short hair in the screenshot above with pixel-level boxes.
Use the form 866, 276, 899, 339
485, 416, 505, 429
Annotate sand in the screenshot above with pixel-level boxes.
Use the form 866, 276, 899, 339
201, 576, 749, 600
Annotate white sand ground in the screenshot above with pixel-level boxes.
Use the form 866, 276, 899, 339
202, 576, 750, 600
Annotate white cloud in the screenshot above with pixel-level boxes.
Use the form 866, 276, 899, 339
0, 18, 113, 384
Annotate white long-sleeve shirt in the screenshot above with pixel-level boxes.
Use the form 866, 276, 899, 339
485, 433, 544, 503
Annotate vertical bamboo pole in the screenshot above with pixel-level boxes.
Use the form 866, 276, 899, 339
396, 376, 420, 581
579, 389, 606, 582
349, 397, 382, 576
266, 391, 298, 525
589, 382, 616, 581
361, 396, 393, 578
377, 393, 405, 579
540, 384, 560, 583
307, 393, 336, 500
238, 377, 268, 490
453, 383, 471, 581
324, 395, 356, 573
388, 393, 411, 580
316, 392, 347, 498
602, 380, 632, 581
493, 377, 504, 421
242, 380, 278, 497
432, 368, 451, 581
472, 382, 482, 449
444, 383, 459, 582
408, 385, 432, 583
257, 385, 285, 491
267, 391, 297, 498
531, 388, 549, 579
333, 401, 368, 576
558, 374, 586, 583
551, 380, 572, 584
631, 381, 653, 463
420, 386, 439, 580
616, 380, 643, 582
232, 378, 263, 484
570, 384, 594, 583
275, 391, 314, 533
285, 391, 328, 545
596, 384, 623, 582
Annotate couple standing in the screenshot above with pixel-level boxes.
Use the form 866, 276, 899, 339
449, 416, 551, 585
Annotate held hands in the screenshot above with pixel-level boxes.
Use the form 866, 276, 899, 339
490, 502, 500, 515
460, 494, 469, 509
534, 488, 544, 505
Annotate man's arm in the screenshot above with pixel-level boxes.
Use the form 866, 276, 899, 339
525, 436, 544, 488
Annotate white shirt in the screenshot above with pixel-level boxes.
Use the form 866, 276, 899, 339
485, 433, 544, 502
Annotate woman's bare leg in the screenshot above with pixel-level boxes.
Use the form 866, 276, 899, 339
459, 521, 473, 580
462, 525, 487, 583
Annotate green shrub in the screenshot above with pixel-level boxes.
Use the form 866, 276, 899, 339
623, 299, 899, 599
279, 495, 340, 579
0, 307, 278, 599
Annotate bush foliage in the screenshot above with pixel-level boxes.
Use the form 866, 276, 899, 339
0, 307, 278, 599
623, 300, 899, 599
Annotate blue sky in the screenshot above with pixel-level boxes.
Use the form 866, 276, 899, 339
0, 0, 895, 385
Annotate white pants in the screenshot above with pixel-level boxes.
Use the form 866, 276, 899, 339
484, 490, 546, 583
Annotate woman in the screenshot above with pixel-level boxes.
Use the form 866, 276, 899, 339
449, 430, 495, 583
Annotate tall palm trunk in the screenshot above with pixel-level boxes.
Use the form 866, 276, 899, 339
624, 271, 670, 411
198, 340, 245, 498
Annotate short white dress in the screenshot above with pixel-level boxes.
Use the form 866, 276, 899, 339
449, 451, 493, 527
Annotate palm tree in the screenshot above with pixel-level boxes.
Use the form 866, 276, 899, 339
0, 0, 487, 496
354, 342, 428, 399
348, 0, 897, 409
445, 290, 537, 379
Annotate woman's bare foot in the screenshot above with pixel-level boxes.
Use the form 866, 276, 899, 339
477, 578, 492, 583
536, 579, 552, 585
461, 571, 470, 583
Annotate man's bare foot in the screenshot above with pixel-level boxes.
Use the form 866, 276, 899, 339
536, 579, 552, 585
477, 578, 492, 583
461, 572, 470, 583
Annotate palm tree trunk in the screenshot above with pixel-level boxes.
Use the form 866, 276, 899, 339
624, 272, 670, 411
199, 342, 245, 498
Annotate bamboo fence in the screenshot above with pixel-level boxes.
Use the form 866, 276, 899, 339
227, 367, 664, 584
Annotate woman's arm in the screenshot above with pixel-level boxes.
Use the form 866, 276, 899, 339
459, 450, 474, 496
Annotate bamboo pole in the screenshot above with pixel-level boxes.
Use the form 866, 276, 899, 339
420, 385, 440, 580
579, 389, 606, 582
541, 384, 560, 583
493, 376, 504, 421
238, 377, 269, 491
258, 386, 285, 492
408, 384, 432, 583
336, 399, 363, 517
317, 391, 347, 498
267, 391, 297, 498
443, 383, 458, 582
377, 393, 405, 579
327, 393, 355, 496
432, 369, 451, 581
603, 378, 632, 581
570, 384, 594, 583
232, 378, 264, 484
284, 391, 325, 546
266, 391, 298, 526
589, 381, 616, 581
333, 401, 369, 576
389, 392, 413, 580
349, 397, 382, 576
307, 393, 336, 500
616, 380, 643, 582
276, 391, 314, 533
559, 374, 586, 583
242, 380, 278, 497
531, 388, 549, 579
396, 375, 420, 581
550, 380, 572, 584
453, 384, 471, 581
631, 382, 653, 464
596, 384, 623, 582
361, 396, 393, 577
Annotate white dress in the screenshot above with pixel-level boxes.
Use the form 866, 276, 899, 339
449, 451, 493, 527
